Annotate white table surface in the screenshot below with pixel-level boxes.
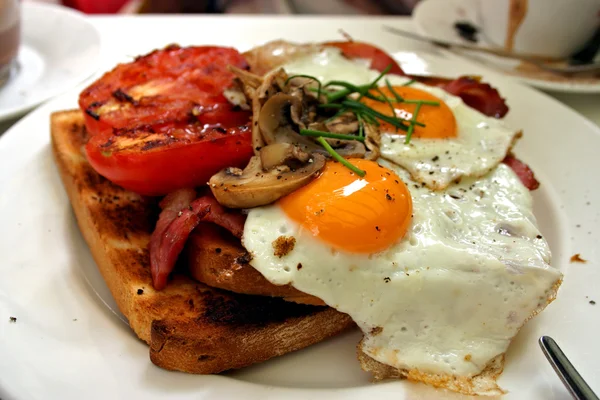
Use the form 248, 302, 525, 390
0, 14, 599, 136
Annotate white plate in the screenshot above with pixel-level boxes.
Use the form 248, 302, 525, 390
412, 0, 600, 94
0, 3, 100, 122
1, 17, 599, 400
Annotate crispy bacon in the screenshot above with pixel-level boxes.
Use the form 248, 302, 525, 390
442, 77, 509, 118
502, 155, 540, 190
149, 189, 208, 290
149, 190, 246, 290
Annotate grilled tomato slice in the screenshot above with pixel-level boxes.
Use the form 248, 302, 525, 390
79, 45, 253, 196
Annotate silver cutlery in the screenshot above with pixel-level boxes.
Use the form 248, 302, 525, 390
539, 336, 599, 400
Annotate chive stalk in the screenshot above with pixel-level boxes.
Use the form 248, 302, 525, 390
316, 137, 366, 177
404, 101, 423, 144
300, 129, 365, 142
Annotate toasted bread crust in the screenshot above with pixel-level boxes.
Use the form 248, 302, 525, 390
185, 223, 325, 306
51, 109, 354, 374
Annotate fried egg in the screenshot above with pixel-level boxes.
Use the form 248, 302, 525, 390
242, 159, 561, 377
282, 48, 521, 190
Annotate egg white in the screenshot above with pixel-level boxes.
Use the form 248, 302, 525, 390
282, 48, 521, 190
242, 161, 561, 376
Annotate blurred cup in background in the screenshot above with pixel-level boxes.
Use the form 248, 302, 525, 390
0, 0, 21, 87
479, 0, 600, 59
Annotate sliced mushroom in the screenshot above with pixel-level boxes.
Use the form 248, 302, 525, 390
317, 139, 367, 159
274, 130, 327, 154
209, 153, 326, 209
227, 65, 262, 90
289, 94, 318, 130
258, 92, 367, 159
307, 121, 327, 131
363, 123, 381, 161
258, 93, 301, 144
260, 143, 311, 171
330, 141, 366, 158
250, 90, 265, 153
241, 68, 290, 155
229, 67, 289, 154
256, 68, 288, 100
227, 53, 381, 167
325, 111, 359, 134
287, 77, 324, 103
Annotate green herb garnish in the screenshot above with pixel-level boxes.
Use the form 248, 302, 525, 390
371, 64, 393, 87
403, 99, 440, 106
340, 100, 426, 129
375, 87, 398, 131
383, 78, 439, 105
287, 64, 441, 171
385, 79, 403, 102
300, 129, 365, 142
321, 82, 386, 103
316, 137, 366, 177
404, 101, 423, 144
357, 113, 364, 138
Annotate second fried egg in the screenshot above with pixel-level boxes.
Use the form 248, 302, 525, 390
282, 48, 521, 190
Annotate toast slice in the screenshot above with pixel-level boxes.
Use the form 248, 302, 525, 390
51, 109, 355, 374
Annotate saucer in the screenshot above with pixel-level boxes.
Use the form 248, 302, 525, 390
0, 3, 100, 122
412, 0, 600, 93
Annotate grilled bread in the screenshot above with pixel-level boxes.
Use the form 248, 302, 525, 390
51, 109, 355, 374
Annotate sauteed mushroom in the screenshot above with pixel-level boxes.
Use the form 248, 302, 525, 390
258, 92, 367, 158
209, 150, 325, 209
212, 57, 396, 209
325, 111, 359, 134
258, 93, 302, 144
363, 123, 381, 161
260, 143, 311, 170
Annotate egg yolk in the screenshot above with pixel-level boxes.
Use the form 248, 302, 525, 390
279, 159, 412, 254
361, 86, 457, 139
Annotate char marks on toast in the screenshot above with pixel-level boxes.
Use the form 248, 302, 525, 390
51, 109, 354, 374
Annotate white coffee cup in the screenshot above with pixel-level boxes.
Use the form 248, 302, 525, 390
0, 0, 20, 87
478, 0, 600, 58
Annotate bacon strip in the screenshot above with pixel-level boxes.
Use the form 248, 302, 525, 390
199, 195, 247, 239
502, 155, 540, 190
442, 77, 509, 118
149, 190, 246, 290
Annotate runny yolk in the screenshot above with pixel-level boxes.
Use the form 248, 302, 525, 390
361, 86, 457, 139
279, 159, 413, 254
